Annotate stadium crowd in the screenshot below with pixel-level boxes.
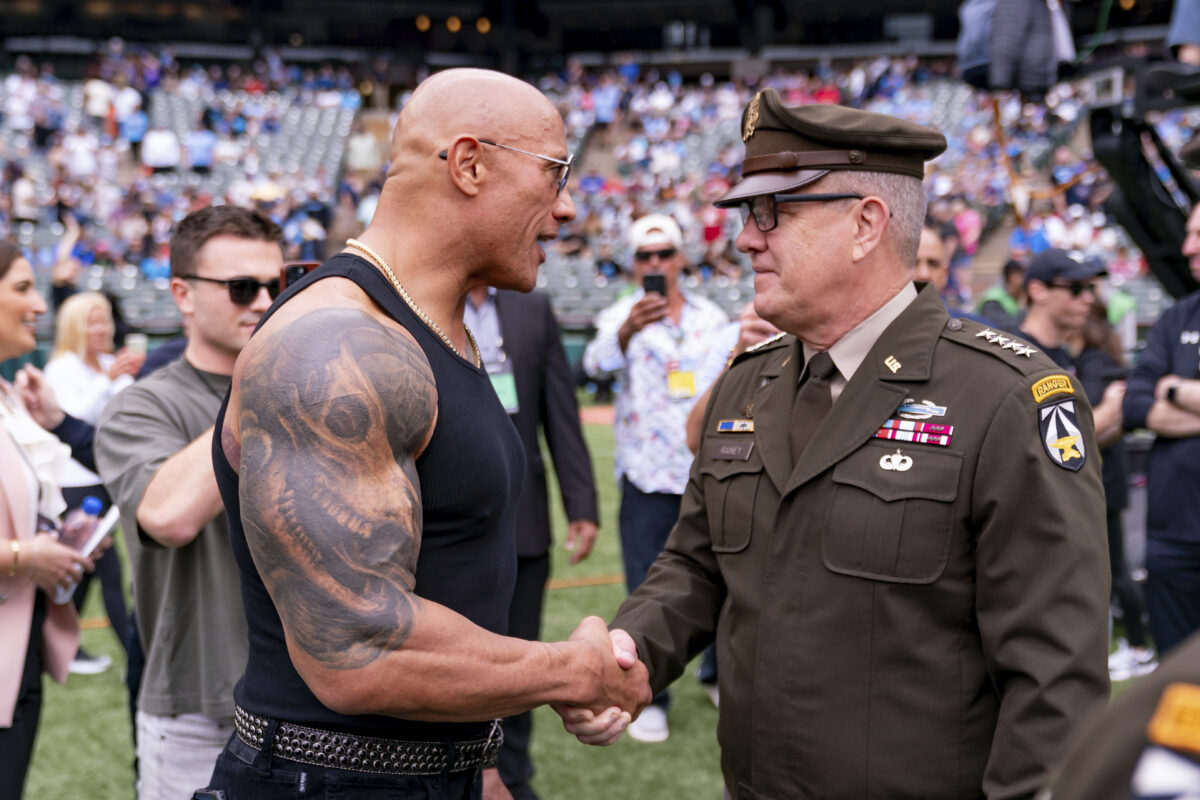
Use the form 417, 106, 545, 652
2, 27, 1199, 800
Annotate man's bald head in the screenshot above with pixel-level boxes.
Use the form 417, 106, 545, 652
387, 68, 561, 181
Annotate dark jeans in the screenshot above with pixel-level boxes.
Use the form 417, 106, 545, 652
1145, 541, 1200, 656
618, 477, 681, 709
498, 554, 550, 800
0, 591, 46, 800
202, 731, 484, 799
1107, 509, 1148, 648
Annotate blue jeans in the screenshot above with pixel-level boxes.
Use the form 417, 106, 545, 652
200, 731, 483, 799
618, 477, 681, 709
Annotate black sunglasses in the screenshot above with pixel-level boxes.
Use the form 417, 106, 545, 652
634, 247, 678, 262
1049, 280, 1098, 297
741, 193, 866, 233
184, 275, 281, 305
438, 138, 574, 195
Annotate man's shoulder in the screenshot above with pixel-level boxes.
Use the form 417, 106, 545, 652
725, 332, 791, 374
937, 318, 1063, 380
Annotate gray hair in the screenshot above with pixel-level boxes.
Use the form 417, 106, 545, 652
821, 171, 926, 267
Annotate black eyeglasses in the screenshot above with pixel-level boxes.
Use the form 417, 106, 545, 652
183, 275, 280, 305
740, 193, 866, 233
1049, 280, 1098, 297
634, 247, 677, 262
438, 138, 574, 195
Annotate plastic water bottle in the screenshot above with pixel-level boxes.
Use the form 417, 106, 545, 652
53, 495, 102, 605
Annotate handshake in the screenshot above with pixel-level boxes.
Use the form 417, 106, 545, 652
552, 616, 653, 746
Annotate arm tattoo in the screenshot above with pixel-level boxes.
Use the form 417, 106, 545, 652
237, 307, 436, 670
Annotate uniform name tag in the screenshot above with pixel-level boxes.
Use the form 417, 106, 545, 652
709, 440, 754, 461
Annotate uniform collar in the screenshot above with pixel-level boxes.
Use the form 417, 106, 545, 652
802, 281, 918, 387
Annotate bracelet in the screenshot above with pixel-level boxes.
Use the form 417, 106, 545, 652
8, 540, 18, 577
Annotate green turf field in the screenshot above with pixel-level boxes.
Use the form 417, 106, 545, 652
25, 421, 725, 799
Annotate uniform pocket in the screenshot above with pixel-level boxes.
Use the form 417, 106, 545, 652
823, 442, 962, 584
699, 443, 765, 554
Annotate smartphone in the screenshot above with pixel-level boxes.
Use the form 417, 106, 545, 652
280, 261, 320, 295
642, 273, 666, 296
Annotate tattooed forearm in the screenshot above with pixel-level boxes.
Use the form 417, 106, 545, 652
236, 307, 437, 670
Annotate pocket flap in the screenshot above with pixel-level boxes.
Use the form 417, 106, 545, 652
831, 443, 962, 503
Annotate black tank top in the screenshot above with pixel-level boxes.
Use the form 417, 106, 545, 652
213, 253, 523, 740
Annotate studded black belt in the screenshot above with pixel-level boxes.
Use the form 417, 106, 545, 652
234, 705, 503, 775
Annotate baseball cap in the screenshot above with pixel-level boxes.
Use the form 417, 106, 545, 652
630, 214, 683, 251
1024, 248, 1107, 287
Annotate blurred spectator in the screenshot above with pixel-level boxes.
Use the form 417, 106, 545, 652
140, 123, 180, 174
1121, 201, 1200, 658
43, 292, 142, 674
976, 259, 1026, 332
581, 213, 728, 743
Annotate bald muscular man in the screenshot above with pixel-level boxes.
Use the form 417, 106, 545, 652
198, 69, 649, 800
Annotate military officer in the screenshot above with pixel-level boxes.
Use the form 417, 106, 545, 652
562, 90, 1111, 799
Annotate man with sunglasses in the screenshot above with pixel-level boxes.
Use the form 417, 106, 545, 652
1018, 248, 1108, 370
565, 90, 1110, 799
581, 213, 728, 742
95, 205, 284, 800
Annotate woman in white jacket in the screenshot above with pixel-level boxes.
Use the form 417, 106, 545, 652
43, 292, 142, 672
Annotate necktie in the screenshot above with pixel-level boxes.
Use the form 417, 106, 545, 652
789, 350, 837, 462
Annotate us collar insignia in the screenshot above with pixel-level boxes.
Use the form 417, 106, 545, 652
897, 399, 946, 419
976, 328, 1036, 357
717, 419, 755, 433
1039, 399, 1086, 471
743, 91, 761, 142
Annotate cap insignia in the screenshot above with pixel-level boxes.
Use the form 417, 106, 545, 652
743, 92, 762, 142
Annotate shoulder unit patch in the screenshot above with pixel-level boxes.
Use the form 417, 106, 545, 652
1039, 399, 1086, 471
1032, 374, 1074, 403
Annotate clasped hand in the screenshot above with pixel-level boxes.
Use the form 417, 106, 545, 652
553, 616, 652, 746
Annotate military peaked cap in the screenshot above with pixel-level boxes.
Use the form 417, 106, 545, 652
715, 88, 948, 206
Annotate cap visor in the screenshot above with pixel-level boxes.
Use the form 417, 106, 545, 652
713, 169, 829, 207
1064, 263, 1108, 281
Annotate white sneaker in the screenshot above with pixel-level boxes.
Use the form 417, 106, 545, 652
68, 650, 112, 675
627, 704, 669, 743
1109, 641, 1157, 681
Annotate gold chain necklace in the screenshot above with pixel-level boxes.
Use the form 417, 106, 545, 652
345, 238, 480, 368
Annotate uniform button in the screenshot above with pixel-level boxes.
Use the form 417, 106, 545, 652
946, 318, 963, 331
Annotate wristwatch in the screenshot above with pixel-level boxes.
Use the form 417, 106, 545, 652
1167, 382, 1182, 405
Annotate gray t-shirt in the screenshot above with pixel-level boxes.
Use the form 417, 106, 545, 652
96, 357, 247, 720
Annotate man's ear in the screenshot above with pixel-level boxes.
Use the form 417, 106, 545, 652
850, 196, 890, 263
442, 137, 484, 197
169, 276, 195, 316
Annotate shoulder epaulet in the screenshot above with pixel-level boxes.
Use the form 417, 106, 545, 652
939, 318, 1055, 376
729, 331, 790, 368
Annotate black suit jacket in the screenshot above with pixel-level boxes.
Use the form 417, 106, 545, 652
494, 290, 598, 558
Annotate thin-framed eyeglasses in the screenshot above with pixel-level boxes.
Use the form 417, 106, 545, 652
740, 193, 866, 233
438, 138, 574, 195
183, 275, 280, 305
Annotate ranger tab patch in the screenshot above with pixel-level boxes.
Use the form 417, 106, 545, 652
1032, 374, 1075, 403
1039, 400, 1086, 471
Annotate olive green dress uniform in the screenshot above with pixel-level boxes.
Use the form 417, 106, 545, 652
612, 285, 1111, 799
